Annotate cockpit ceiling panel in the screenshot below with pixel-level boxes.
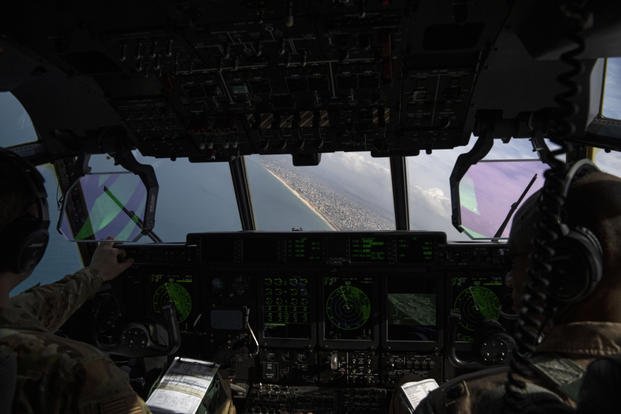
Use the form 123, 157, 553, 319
1, 0, 513, 158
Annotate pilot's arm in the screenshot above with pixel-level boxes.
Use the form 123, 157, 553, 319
8, 240, 133, 332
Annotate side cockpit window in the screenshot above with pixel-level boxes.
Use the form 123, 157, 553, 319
0, 92, 37, 146
0, 92, 83, 295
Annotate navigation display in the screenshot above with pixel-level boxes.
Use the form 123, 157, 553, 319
387, 276, 437, 341
323, 276, 375, 341
451, 275, 505, 342
149, 272, 194, 329
262, 276, 311, 339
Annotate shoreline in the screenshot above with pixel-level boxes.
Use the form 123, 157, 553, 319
263, 167, 338, 231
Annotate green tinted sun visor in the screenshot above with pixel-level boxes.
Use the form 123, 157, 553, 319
455, 160, 547, 239
58, 173, 148, 242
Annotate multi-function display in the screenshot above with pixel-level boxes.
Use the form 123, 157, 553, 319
262, 275, 312, 339
323, 276, 375, 341
387, 276, 438, 341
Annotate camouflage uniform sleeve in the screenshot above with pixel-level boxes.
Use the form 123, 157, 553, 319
10, 268, 104, 332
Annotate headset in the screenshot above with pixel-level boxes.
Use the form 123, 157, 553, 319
547, 158, 603, 304
0, 149, 49, 274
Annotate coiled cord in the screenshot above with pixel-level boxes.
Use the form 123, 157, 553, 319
504, 165, 567, 411
553, 0, 590, 145
503, 2, 592, 412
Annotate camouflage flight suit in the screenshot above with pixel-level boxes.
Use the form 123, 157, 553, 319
0, 268, 150, 413
389, 322, 621, 413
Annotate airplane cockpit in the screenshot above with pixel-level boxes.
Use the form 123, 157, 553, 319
2, 1, 621, 412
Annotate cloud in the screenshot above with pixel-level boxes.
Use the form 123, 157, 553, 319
411, 185, 452, 220
408, 183, 470, 240
418, 186, 450, 216
327, 152, 391, 175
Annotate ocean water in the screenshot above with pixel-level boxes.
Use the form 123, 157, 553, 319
246, 158, 333, 231
12, 158, 331, 295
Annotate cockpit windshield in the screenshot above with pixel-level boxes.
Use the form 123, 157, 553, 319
0, 92, 82, 294
56, 138, 551, 243
248, 153, 394, 231
87, 154, 242, 241
0, 92, 37, 146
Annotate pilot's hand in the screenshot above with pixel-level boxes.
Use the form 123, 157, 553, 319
88, 238, 134, 282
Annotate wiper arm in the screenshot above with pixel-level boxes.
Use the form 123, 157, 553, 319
103, 186, 162, 243
492, 173, 537, 241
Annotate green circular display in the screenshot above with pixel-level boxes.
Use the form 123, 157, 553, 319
453, 286, 500, 332
153, 282, 192, 322
326, 285, 371, 331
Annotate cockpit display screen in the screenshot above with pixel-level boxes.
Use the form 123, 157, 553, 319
350, 237, 387, 263
387, 276, 437, 341
202, 238, 236, 262
323, 276, 375, 341
396, 235, 439, 264
451, 275, 505, 342
285, 237, 322, 263
244, 238, 280, 263
149, 272, 194, 327
262, 276, 311, 339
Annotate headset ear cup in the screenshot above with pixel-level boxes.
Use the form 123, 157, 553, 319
574, 226, 604, 295
0, 150, 49, 274
17, 229, 49, 274
550, 227, 603, 304
0, 216, 49, 274
0, 220, 26, 273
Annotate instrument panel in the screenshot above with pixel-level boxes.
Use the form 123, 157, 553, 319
106, 232, 511, 391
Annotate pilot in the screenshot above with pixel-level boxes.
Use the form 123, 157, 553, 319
392, 165, 621, 413
0, 149, 147, 413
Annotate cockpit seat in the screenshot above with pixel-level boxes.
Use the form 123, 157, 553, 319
0, 348, 17, 413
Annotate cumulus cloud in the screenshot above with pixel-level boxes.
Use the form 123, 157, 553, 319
327, 152, 392, 176
417, 186, 451, 217
408, 183, 469, 240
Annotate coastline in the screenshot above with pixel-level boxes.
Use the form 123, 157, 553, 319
262, 167, 338, 230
